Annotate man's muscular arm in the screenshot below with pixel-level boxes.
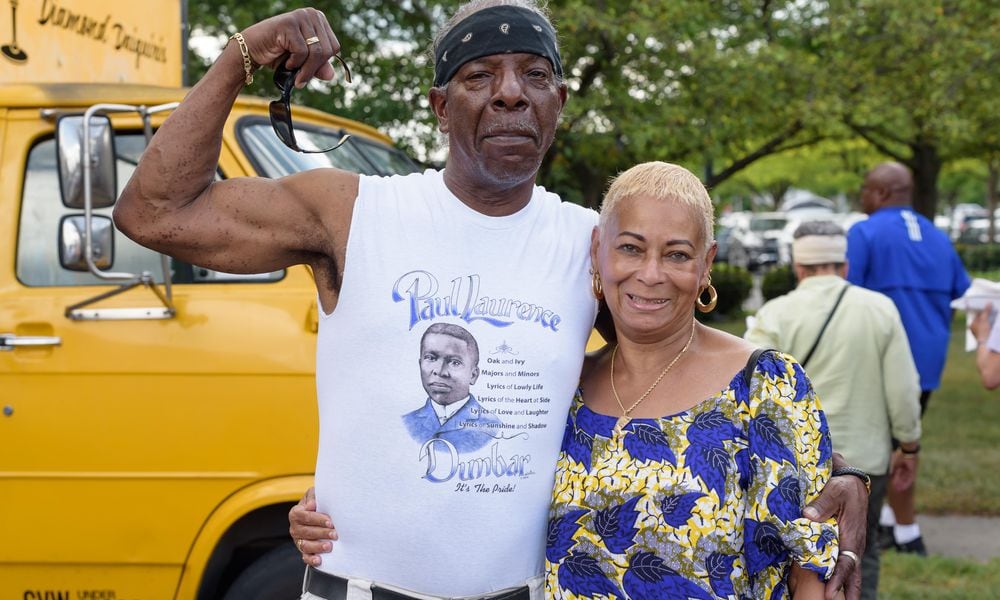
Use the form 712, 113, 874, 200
114, 8, 356, 297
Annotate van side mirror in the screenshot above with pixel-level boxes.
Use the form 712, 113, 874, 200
59, 215, 114, 271
56, 114, 117, 209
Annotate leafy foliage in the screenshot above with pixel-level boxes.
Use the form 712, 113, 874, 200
714, 139, 882, 212
955, 244, 1000, 273
817, 0, 1000, 216
186, 1, 999, 213
188, 0, 450, 160
761, 265, 796, 301
542, 0, 835, 207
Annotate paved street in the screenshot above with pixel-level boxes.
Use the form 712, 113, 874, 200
919, 514, 1000, 560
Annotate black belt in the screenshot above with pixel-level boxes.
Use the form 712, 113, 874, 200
304, 567, 530, 600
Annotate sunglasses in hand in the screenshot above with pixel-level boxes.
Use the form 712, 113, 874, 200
269, 55, 353, 153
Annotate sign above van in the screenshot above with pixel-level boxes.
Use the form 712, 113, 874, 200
0, 0, 184, 86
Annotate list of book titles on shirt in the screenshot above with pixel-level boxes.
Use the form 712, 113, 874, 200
479, 356, 549, 430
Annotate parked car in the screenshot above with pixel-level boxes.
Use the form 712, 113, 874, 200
934, 214, 952, 234
951, 204, 989, 241
716, 212, 791, 271
957, 218, 1000, 244
743, 213, 790, 270
715, 225, 750, 269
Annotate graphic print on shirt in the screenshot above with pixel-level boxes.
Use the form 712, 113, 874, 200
402, 323, 505, 453
901, 210, 923, 242
394, 269, 562, 494
393, 269, 563, 331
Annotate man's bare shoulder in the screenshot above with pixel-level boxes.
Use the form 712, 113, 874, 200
280, 167, 361, 210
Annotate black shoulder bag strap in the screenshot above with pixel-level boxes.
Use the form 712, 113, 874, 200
742, 347, 772, 390
800, 283, 851, 368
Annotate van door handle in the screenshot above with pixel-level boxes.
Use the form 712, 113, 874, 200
0, 334, 62, 350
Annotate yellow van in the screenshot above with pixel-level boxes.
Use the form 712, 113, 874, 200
1, 2, 419, 598
1, 84, 420, 599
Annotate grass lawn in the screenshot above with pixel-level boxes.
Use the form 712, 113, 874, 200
879, 554, 1000, 598
920, 316, 1000, 515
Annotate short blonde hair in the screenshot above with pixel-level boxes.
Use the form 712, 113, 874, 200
599, 162, 714, 247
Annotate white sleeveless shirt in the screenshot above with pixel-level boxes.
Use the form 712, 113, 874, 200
314, 170, 598, 595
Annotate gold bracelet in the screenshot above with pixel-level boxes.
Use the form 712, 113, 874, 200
229, 32, 257, 86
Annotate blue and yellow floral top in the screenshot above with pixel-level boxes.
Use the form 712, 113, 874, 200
546, 351, 838, 599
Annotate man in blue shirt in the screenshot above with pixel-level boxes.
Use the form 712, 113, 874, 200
847, 162, 971, 556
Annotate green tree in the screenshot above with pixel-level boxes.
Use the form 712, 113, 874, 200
939, 159, 989, 210
187, 0, 449, 160
188, 1, 838, 204
819, 0, 1000, 218
713, 139, 883, 211
543, 0, 833, 207
185, 1, 999, 216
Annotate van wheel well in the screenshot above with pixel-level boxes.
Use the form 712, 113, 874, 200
196, 502, 301, 600
221, 542, 303, 600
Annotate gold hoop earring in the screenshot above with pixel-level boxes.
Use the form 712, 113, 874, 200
696, 284, 718, 313
591, 269, 603, 300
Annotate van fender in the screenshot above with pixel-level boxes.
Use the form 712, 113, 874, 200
174, 475, 315, 600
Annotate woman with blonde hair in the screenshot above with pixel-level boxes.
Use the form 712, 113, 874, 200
545, 162, 839, 598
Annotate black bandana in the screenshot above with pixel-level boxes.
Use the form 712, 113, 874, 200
433, 6, 563, 87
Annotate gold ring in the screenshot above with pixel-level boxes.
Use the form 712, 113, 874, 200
840, 549, 860, 564
296, 538, 305, 552
305, 36, 321, 46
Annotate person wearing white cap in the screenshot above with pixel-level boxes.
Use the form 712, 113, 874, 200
745, 220, 922, 600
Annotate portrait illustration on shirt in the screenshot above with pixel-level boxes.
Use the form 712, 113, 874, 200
402, 323, 503, 452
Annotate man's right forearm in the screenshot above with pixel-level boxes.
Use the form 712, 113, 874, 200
116, 42, 247, 225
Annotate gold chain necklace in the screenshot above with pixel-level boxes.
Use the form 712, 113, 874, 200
611, 320, 696, 432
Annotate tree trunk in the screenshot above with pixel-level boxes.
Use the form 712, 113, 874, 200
564, 157, 607, 211
770, 181, 792, 211
907, 143, 941, 219
581, 169, 605, 210
988, 156, 999, 244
